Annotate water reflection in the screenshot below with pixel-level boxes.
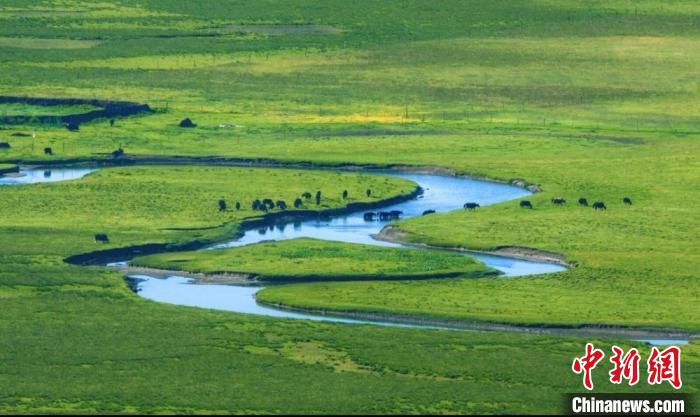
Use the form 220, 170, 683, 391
0, 166, 96, 185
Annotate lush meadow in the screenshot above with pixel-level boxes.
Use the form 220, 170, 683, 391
0, 0, 698, 413
132, 237, 493, 281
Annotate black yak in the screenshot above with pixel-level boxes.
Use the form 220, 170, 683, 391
235, 202, 241, 210
551, 197, 566, 205
302, 192, 312, 199
179, 118, 196, 128
593, 201, 607, 210
623, 197, 632, 205
44, 147, 53, 155
578, 198, 588, 206
276, 200, 288, 210
315, 191, 321, 205
218, 199, 227, 212
342, 190, 348, 199
366, 189, 372, 197
520, 200, 533, 209
422, 210, 436, 215
294, 198, 303, 209
463, 202, 480, 210
94, 233, 109, 243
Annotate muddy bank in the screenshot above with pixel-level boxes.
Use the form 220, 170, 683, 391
256, 299, 698, 341
375, 225, 569, 267
0, 95, 152, 125
122, 263, 494, 285
64, 186, 422, 266
0, 164, 19, 175
121, 266, 257, 285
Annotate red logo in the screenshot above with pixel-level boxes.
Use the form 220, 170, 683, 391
573, 344, 682, 390
609, 346, 640, 386
647, 346, 682, 389
572, 343, 605, 390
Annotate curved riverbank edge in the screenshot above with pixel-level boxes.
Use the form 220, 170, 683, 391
255, 299, 699, 341
3, 155, 542, 193
120, 264, 498, 285
375, 225, 570, 267
0, 164, 19, 175
0, 96, 153, 125
63, 185, 423, 266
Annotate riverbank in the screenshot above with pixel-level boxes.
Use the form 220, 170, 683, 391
375, 225, 569, 267
2, 155, 543, 193
255, 297, 698, 341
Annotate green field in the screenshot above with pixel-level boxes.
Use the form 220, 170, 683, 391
132, 238, 493, 282
0, 0, 698, 413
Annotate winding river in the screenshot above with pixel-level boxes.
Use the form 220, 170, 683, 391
2, 166, 689, 344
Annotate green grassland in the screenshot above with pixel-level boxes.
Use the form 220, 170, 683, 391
0, 0, 699, 413
132, 238, 493, 281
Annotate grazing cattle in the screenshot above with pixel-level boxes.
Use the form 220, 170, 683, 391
218, 199, 227, 212
520, 200, 533, 209
44, 147, 53, 155
94, 233, 109, 243
342, 190, 348, 199
262, 198, 274, 207
315, 191, 322, 205
623, 197, 633, 205
43, 170, 51, 178
363, 212, 376, 221
109, 118, 115, 127
302, 192, 312, 199
551, 197, 566, 205
0, 142, 10, 149
593, 201, 607, 210
366, 189, 372, 197
422, 210, 436, 216
578, 197, 589, 206
276, 200, 287, 210
65, 122, 79, 131
235, 202, 241, 210
252, 199, 262, 210
379, 211, 401, 221
294, 198, 303, 208
179, 118, 196, 128
463, 202, 480, 210
112, 148, 124, 158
